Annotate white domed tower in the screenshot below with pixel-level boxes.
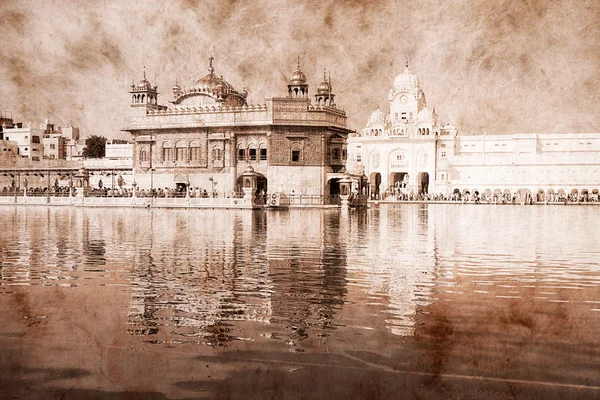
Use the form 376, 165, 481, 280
130, 67, 162, 116
387, 61, 427, 135
288, 58, 309, 99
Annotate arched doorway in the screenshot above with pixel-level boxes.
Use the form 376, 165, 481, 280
370, 172, 381, 199
390, 172, 408, 190
236, 174, 268, 195
257, 175, 267, 195
329, 178, 340, 197
418, 172, 429, 194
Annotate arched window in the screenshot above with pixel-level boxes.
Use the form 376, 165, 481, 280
141, 94, 145, 103
417, 150, 428, 168
212, 148, 222, 161
139, 150, 148, 162
370, 152, 380, 169
291, 144, 302, 162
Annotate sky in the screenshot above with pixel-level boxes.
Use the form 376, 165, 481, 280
1, 0, 599, 139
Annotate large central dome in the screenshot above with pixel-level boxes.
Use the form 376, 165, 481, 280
172, 57, 247, 107
190, 58, 234, 93
393, 62, 420, 93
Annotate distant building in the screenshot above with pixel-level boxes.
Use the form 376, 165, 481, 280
347, 63, 600, 198
124, 58, 351, 200
61, 126, 80, 142
2, 122, 43, 161
0, 140, 19, 163
66, 141, 85, 161
0, 110, 14, 139
105, 141, 133, 161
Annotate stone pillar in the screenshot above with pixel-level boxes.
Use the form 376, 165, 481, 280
241, 165, 257, 206
74, 168, 90, 200
338, 173, 353, 209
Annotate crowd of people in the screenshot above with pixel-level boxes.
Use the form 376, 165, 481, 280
375, 188, 600, 204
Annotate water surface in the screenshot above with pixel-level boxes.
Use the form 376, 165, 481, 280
0, 205, 598, 399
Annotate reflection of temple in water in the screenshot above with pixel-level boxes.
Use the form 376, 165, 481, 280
345, 205, 438, 337
266, 210, 347, 350
127, 210, 273, 343
126, 209, 348, 348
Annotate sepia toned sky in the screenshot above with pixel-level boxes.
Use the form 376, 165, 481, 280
1, 0, 599, 139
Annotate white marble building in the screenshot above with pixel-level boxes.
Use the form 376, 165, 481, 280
347, 63, 600, 199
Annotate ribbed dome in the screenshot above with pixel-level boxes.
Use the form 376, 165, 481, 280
191, 73, 234, 93
135, 78, 153, 91
190, 57, 234, 93
394, 62, 420, 93
317, 80, 331, 94
369, 108, 385, 124
290, 69, 307, 85
316, 70, 331, 94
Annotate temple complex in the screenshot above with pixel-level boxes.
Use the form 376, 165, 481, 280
124, 58, 352, 202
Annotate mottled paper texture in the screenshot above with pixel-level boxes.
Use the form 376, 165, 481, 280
1, 0, 599, 138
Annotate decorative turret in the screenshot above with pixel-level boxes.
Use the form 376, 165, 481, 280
288, 57, 309, 99
315, 70, 335, 107
172, 79, 182, 99
130, 67, 165, 116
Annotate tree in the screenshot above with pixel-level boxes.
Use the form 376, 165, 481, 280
82, 135, 107, 159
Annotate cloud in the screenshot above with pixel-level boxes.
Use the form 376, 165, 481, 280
0, 0, 598, 138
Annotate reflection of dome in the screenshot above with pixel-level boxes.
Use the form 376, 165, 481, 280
369, 108, 385, 124
394, 62, 420, 93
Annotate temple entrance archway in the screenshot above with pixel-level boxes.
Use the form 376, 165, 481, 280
329, 178, 340, 197
370, 172, 381, 199
418, 172, 429, 194
390, 172, 408, 190
236, 173, 268, 195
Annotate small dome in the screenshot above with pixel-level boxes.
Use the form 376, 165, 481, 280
317, 80, 331, 94
394, 62, 420, 93
316, 70, 331, 94
135, 78, 152, 91
369, 108, 385, 124
289, 57, 307, 85
243, 165, 255, 174
418, 107, 432, 121
290, 69, 307, 85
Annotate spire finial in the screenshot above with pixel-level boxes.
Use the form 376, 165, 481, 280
323, 69, 327, 81
143, 65, 146, 80
297, 56, 301, 70
328, 70, 331, 86
208, 56, 215, 75
405, 59, 409, 68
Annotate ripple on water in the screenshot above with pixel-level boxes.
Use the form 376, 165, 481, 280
0, 205, 598, 350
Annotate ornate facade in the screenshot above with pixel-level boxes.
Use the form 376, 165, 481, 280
347, 63, 600, 199
124, 58, 351, 200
